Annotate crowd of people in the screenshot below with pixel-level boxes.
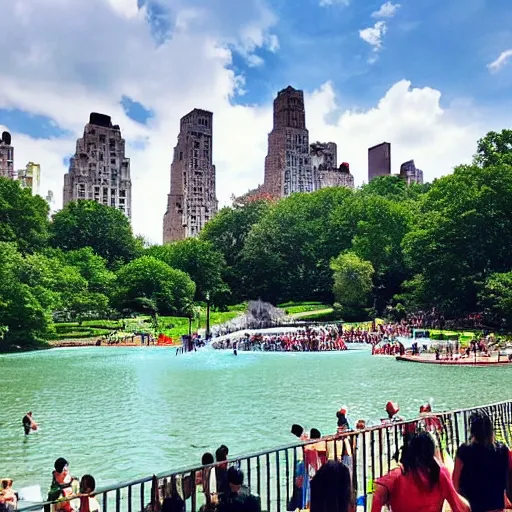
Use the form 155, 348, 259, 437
211, 320, 420, 353
6, 403, 512, 512
1, 457, 99, 512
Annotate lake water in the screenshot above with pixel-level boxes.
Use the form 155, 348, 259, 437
1, 346, 510, 494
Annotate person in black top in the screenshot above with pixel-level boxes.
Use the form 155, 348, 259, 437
310, 461, 353, 512
336, 407, 349, 431
217, 467, 260, 512
22, 412, 35, 435
215, 445, 230, 498
453, 410, 511, 512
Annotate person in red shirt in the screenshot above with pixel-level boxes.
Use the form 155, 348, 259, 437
371, 432, 470, 512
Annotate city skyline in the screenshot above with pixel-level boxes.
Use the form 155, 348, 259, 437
1, 0, 511, 242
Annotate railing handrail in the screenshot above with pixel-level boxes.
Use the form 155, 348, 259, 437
16, 398, 512, 511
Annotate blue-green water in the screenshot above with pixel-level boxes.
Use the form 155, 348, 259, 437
1, 347, 510, 494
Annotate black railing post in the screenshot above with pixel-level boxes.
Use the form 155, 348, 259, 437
256, 455, 261, 498
266, 452, 271, 512
247, 457, 252, 491
140, 482, 145, 512
128, 485, 132, 512
285, 449, 290, 507
103, 491, 108, 512
276, 451, 281, 512
362, 431, 368, 512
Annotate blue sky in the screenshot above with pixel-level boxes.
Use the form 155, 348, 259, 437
0, 0, 511, 241
228, 0, 512, 108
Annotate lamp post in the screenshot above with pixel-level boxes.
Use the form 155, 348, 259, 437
206, 291, 211, 340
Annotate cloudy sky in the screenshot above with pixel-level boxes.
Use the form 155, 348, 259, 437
1, 0, 511, 242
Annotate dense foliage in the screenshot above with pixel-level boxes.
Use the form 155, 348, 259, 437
2, 129, 512, 350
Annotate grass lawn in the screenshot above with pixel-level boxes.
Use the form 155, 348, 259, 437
52, 311, 241, 342
158, 311, 239, 340
277, 301, 330, 315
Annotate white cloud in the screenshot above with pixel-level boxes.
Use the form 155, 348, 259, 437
359, 21, 387, 51
319, 0, 350, 7
372, 1, 401, 18
0, 0, 501, 244
304, 80, 489, 185
488, 49, 512, 72
107, 0, 140, 18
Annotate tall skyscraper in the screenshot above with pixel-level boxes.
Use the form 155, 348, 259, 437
368, 142, 391, 182
311, 142, 354, 190
17, 162, 41, 195
264, 86, 313, 197
163, 109, 218, 243
400, 159, 424, 185
0, 131, 15, 179
63, 113, 132, 218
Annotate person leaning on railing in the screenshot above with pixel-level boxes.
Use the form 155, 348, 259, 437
452, 410, 512, 512
370, 431, 470, 512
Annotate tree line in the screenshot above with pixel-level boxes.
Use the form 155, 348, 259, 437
1, 129, 512, 349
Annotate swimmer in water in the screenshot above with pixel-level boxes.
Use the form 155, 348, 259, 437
22, 412, 37, 435
234, 349, 238, 356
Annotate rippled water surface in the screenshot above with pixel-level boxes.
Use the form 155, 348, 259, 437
1, 347, 511, 492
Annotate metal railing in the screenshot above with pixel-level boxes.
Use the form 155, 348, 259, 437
17, 399, 512, 512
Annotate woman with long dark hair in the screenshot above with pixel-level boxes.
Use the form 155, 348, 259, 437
453, 410, 512, 512
310, 461, 354, 512
372, 432, 470, 512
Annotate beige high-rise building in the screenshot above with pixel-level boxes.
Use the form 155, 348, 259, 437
0, 131, 14, 179
17, 162, 41, 195
264, 86, 313, 198
63, 113, 132, 217
163, 109, 218, 243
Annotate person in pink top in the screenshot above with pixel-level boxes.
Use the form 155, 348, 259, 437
371, 432, 470, 512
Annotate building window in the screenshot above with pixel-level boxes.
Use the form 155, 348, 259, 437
120, 190, 126, 198
99, 134, 106, 143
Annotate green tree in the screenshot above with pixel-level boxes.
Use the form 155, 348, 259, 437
0, 177, 50, 253
0, 243, 53, 348
200, 200, 271, 301
50, 200, 141, 268
332, 194, 413, 311
20, 252, 87, 312
331, 252, 374, 319
478, 272, 512, 327
115, 256, 196, 315
62, 247, 116, 295
474, 129, 512, 168
403, 163, 512, 315
240, 187, 354, 303
146, 239, 229, 304
67, 291, 110, 324
361, 175, 430, 201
